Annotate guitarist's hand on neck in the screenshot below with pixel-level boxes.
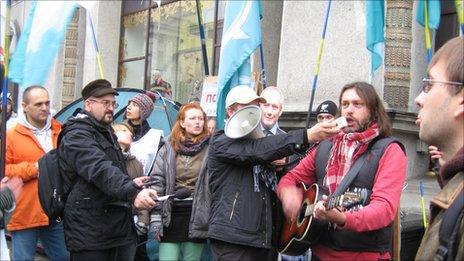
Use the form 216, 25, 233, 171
313, 195, 347, 226
278, 186, 303, 221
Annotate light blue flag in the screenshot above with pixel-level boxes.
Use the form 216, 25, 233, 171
9, 1, 78, 88
366, 0, 385, 74
416, 0, 441, 29
216, 0, 262, 129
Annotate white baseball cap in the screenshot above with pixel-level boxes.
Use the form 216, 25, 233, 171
225, 85, 266, 108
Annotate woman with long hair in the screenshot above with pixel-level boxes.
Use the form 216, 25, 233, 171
149, 103, 210, 261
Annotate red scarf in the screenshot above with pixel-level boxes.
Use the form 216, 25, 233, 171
324, 123, 380, 193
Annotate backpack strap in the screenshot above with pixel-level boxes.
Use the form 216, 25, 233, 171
435, 189, 464, 261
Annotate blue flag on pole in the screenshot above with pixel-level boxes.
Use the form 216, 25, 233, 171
366, 0, 385, 74
9, 1, 78, 88
416, 0, 441, 29
216, 0, 262, 129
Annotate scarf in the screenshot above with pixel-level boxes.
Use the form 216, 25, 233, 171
324, 123, 380, 193
18, 112, 53, 153
128, 120, 151, 142
178, 136, 210, 156
439, 147, 464, 188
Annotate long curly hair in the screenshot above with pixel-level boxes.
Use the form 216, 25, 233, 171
338, 82, 392, 138
170, 102, 209, 152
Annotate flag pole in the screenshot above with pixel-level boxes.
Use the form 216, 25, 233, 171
424, 0, 433, 63
305, 0, 332, 129
259, 44, 266, 89
87, 12, 105, 79
195, 0, 210, 76
1, 0, 12, 179
456, 0, 464, 35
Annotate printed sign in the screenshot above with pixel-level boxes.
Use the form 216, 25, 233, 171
200, 76, 218, 117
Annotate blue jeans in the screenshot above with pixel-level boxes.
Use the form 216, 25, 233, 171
11, 221, 69, 261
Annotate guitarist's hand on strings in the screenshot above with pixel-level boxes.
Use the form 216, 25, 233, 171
313, 195, 347, 226
279, 186, 303, 221
307, 121, 340, 143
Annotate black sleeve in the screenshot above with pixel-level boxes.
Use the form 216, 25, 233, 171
59, 129, 140, 203
210, 129, 308, 167
0, 188, 15, 212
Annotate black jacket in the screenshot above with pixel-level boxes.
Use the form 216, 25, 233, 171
59, 111, 141, 252
207, 129, 308, 249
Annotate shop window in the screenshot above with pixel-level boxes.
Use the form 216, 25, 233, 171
119, 0, 224, 104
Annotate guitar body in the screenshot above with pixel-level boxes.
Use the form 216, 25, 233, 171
278, 183, 327, 255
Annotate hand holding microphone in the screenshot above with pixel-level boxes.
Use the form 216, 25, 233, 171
153, 187, 192, 202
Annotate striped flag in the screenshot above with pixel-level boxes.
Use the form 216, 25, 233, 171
9, 1, 78, 88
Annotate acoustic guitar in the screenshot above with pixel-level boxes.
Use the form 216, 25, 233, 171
278, 183, 368, 255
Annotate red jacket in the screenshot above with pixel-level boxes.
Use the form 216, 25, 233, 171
278, 143, 407, 260
5, 119, 61, 231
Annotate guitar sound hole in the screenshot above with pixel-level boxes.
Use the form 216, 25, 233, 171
298, 202, 307, 223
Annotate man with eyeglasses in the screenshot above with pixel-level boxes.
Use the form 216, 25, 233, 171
5, 86, 69, 260
415, 36, 464, 261
58, 79, 158, 260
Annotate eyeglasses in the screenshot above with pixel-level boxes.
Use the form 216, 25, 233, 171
89, 99, 119, 109
422, 78, 463, 93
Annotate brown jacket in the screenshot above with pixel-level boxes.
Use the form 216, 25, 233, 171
415, 172, 464, 260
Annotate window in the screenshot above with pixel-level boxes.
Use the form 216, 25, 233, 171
118, 0, 224, 104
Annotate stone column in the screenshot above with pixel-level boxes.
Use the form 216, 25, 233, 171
384, 0, 413, 110
61, 9, 80, 107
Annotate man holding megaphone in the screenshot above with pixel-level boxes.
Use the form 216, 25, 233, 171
207, 85, 340, 260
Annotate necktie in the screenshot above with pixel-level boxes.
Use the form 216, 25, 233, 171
264, 129, 273, 137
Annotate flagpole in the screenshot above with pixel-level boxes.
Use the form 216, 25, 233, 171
456, 0, 464, 35
87, 12, 105, 79
305, 0, 332, 129
424, 0, 433, 63
1, 0, 12, 180
195, 0, 210, 76
259, 44, 266, 88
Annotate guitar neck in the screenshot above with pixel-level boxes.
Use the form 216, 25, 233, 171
324, 195, 343, 210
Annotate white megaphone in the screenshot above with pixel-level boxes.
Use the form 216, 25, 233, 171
225, 105, 264, 139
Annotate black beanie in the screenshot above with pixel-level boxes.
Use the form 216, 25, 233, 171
315, 100, 337, 116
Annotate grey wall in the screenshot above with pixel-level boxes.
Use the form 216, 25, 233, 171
82, 1, 122, 89
278, 1, 371, 112
260, 0, 283, 87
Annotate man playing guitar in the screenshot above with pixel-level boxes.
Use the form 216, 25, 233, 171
277, 82, 407, 260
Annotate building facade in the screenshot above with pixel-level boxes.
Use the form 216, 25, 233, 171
8, 0, 460, 180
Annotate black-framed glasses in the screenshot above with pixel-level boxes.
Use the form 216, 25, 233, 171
89, 99, 119, 109
422, 78, 463, 93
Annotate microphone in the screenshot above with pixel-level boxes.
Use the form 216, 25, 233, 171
155, 188, 192, 201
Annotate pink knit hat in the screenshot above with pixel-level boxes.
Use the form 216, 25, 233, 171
129, 93, 154, 121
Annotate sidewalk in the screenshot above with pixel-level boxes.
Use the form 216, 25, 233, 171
400, 173, 440, 215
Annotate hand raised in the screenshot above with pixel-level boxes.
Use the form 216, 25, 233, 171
307, 121, 340, 142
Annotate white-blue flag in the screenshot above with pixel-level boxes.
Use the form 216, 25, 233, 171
216, 0, 262, 129
9, 1, 78, 88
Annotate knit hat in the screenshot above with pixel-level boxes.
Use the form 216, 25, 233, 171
129, 93, 154, 121
315, 100, 337, 116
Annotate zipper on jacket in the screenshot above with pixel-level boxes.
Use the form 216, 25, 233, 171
229, 192, 239, 221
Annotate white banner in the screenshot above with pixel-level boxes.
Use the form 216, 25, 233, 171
200, 76, 218, 117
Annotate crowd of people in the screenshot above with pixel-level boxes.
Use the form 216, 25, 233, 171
0, 36, 462, 261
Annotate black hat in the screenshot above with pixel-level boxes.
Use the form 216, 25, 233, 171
81, 79, 118, 100
315, 100, 337, 116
